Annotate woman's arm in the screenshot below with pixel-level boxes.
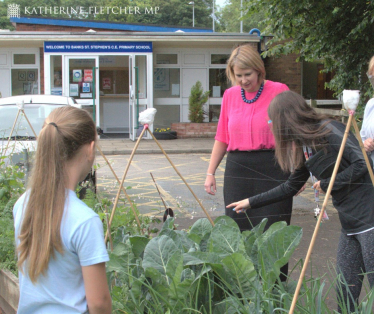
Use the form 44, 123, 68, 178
204, 140, 228, 195
82, 263, 112, 314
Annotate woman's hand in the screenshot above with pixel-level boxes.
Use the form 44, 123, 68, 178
363, 138, 374, 153
226, 199, 250, 214
204, 175, 217, 195
313, 181, 324, 194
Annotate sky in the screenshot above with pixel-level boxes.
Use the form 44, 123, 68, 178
215, 0, 227, 8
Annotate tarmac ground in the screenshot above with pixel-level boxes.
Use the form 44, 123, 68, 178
95, 135, 354, 311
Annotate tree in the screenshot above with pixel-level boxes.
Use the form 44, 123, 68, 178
0, 0, 213, 29
217, 0, 264, 33
188, 81, 210, 123
245, 0, 374, 106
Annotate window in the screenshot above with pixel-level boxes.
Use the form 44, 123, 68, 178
50, 55, 62, 95
211, 54, 230, 65
68, 58, 95, 99
156, 54, 178, 65
154, 68, 180, 98
209, 68, 230, 98
154, 104, 180, 128
11, 69, 38, 95
14, 54, 36, 65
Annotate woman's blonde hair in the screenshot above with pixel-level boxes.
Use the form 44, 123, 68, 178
268, 91, 332, 172
17, 106, 96, 283
226, 44, 266, 86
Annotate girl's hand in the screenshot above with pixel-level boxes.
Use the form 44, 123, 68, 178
226, 199, 250, 214
295, 183, 306, 196
313, 181, 324, 193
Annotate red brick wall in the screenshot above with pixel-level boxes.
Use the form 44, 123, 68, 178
264, 54, 302, 94
171, 122, 217, 138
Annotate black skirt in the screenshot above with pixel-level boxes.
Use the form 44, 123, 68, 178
224, 150, 293, 232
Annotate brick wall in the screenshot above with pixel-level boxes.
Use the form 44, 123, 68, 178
171, 122, 217, 138
264, 54, 302, 94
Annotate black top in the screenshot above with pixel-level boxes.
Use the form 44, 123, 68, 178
249, 120, 374, 234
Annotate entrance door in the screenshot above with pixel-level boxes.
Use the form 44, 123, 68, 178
64, 56, 99, 124
129, 54, 149, 141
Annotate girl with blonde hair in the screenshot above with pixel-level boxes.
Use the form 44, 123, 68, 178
13, 106, 111, 313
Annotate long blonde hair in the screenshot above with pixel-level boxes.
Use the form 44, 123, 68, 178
17, 106, 96, 282
226, 44, 266, 86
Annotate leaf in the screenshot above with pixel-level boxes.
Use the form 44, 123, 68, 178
221, 252, 259, 299
208, 224, 243, 256
143, 235, 178, 279
188, 218, 213, 244
161, 216, 175, 231
214, 215, 241, 230
129, 236, 150, 258
255, 223, 303, 280
183, 251, 223, 266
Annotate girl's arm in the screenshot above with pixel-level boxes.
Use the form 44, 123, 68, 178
204, 140, 228, 195
82, 263, 112, 314
227, 166, 309, 212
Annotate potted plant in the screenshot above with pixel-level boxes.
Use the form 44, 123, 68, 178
153, 127, 177, 140
188, 81, 210, 123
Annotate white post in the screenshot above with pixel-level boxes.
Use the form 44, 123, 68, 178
213, 0, 215, 32
240, 0, 243, 33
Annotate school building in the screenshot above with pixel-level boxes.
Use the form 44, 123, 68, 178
0, 17, 335, 140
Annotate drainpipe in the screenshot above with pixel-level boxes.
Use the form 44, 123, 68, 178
249, 28, 261, 54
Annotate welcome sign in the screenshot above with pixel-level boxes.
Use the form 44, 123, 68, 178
44, 41, 153, 53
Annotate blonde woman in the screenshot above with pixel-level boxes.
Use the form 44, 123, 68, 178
204, 44, 293, 280
13, 106, 111, 313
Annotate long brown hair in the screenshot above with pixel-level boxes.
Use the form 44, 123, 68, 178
17, 106, 96, 282
268, 91, 332, 172
226, 44, 266, 86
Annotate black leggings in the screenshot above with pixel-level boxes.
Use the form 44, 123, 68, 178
336, 229, 374, 312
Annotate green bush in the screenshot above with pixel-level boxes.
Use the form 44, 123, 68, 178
188, 81, 210, 123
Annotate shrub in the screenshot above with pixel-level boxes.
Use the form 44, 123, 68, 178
188, 81, 210, 123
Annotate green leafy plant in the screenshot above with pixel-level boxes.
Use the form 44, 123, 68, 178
106, 216, 304, 313
188, 81, 210, 123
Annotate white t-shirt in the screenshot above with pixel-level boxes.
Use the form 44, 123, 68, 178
360, 98, 374, 165
13, 189, 109, 314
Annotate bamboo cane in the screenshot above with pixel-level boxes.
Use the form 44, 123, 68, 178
352, 118, 374, 186
104, 126, 148, 242
289, 113, 354, 314
148, 129, 215, 226
4, 109, 21, 155
21, 109, 38, 138
96, 144, 143, 236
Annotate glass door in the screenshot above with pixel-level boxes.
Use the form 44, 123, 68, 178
64, 56, 99, 124
129, 54, 149, 141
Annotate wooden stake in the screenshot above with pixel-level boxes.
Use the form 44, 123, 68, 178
289, 114, 354, 314
352, 118, 374, 186
21, 110, 38, 138
4, 109, 21, 155
96, 144, 143, 238
148, 129, 215, 226
104, 126, 147, 242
